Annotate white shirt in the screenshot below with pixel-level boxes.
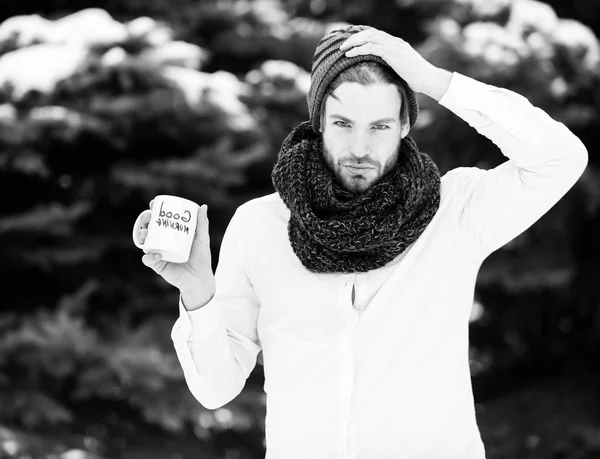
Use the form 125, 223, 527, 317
170, 72, 588, 459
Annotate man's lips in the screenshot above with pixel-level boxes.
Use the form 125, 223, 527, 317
345, 165, 374, 172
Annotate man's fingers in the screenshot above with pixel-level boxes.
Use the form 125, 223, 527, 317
141, 253, 161, 266
152, 259, 168, 274
345, 43, 382, 58
139, 209, 152, 226
141, 253, 167, 274
195, 205, 208, 239
133, 210, 152, 245
134, 211, 153, 246
340, 30, 378, 51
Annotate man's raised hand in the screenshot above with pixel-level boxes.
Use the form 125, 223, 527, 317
339, 27, 452, 101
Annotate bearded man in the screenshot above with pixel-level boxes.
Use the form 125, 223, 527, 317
138, 25, 588, 459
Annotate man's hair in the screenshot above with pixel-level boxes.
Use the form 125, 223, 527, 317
318, 61, 411, 131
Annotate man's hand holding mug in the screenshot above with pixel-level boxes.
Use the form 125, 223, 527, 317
132, 195, 215, 310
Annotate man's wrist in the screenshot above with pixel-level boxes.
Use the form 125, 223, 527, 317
419, 67, 453, 102
180, 286, 215, 311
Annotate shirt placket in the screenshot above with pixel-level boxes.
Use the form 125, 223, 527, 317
337, 273, 359, 459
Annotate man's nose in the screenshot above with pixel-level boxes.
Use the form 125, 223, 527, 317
349, 131, 371, 158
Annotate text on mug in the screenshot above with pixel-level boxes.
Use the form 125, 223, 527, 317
156, 201, 191, 234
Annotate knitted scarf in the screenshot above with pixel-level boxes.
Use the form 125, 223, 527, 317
271, 121, 441, 273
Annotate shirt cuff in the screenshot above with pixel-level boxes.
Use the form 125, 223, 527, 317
438, 72, 493, 113
172, 294, 223, 344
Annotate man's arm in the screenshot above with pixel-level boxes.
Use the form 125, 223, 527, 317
435, 71, 588, 257
340, 28, 588, 257
171, 210, 261, 410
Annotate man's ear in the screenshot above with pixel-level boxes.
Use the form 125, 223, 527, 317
400, 123, 410, 138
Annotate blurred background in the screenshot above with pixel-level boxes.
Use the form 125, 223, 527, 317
0, 0, 598, 458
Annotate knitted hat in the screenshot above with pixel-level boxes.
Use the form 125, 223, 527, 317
307, 24, 419, 134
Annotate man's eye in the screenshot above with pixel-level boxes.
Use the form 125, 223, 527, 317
373, 124, 389, 130
334, 121, 350, 127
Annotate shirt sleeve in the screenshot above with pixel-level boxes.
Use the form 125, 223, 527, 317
170, 209, 261, 410
438, 72, 589, 258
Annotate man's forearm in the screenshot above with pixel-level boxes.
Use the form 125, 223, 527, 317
419, 67, 453, 102
437, 71, 588, 169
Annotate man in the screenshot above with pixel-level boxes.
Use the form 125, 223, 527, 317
138, 25, 588, 459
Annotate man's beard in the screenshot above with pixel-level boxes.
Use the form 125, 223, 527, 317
322, 142, 401, 194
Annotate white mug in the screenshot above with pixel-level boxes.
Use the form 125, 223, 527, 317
132, 195, 200, 263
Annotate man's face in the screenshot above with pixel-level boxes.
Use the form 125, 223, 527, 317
321, 82, 408, 194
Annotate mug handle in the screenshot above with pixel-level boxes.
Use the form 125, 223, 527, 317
132, 209, 153, 250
